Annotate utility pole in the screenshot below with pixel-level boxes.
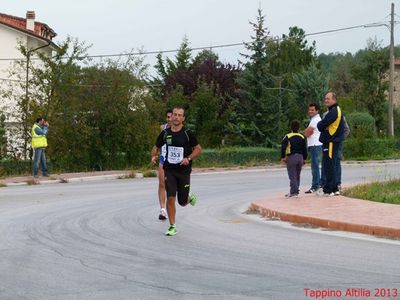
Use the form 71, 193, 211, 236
388, 2, 395, 136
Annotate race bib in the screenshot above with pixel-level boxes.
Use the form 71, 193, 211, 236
167, 146, 184, 164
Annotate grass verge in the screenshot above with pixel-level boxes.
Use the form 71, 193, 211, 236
117, 171, 137, 179
342, 179, 400, 204
142, 170, 157, 178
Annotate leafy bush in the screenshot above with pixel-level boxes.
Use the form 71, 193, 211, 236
343, 138, 400, 160
346, 112, 376, 139
0, 160, 32, 177
395, 106, 400, 138
143, 170, 157, 177
195, 147, 280, 167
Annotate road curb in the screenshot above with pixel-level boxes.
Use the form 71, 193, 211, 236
1, 173, 141, 187
250, 201, 400, 239
2, 159, 400, 187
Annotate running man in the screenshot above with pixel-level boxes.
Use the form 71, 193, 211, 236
151, 107, 202, 236
157, 109, 173, 220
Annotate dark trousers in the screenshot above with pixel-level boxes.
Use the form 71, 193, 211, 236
322, 142, 340, 194
32, 147, 48, 176
286, 154, 303, 195
321, 142, 343, 188
336, 142, 343, 186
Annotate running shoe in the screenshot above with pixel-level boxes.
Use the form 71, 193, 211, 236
334, 191, 340, 196
166, 224, 177, 236
189, 192, 197, 206
158, 208, 168, 221
305, 188, 316, 194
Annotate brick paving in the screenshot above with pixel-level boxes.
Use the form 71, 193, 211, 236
251, 193, 400, 238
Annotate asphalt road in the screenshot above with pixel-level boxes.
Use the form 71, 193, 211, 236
1, 163, 400, 300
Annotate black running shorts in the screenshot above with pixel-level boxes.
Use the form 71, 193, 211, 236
164, 168, 191, 206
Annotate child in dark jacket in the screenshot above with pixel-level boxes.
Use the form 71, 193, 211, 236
281, 120, 308, 198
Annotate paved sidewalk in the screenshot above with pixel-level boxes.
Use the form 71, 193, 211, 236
0, 170, 132, 186
250, 193, 400, 239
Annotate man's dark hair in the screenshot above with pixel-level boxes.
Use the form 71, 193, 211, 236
166, 109, 173, 115
290, 120, 300, 133
173, 106, 186, 116
308, 102, 320, 111
36, 117, 44, 123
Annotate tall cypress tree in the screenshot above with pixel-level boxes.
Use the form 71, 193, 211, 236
235, 8, 281, 146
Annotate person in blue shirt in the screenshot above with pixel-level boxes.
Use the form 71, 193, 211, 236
157, 109, 173, 221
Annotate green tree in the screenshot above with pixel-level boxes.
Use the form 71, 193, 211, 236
270, 26, 317, 78
351, 39, 389, 131
191, 83, 225, 147
234, 8, 281, 146
154, 36, 192, 84
289, 63, 329, 121
7, 37, 160, 171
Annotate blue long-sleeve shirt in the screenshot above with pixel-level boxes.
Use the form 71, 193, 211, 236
35, 125, 48, 135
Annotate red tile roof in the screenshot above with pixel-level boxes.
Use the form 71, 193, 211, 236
395, 58, 400, 66
0, 12, 56, 41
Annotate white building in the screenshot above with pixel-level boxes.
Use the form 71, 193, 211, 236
0, 11, 57, 157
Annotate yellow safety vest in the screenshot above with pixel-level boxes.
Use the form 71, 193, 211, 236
31, 124, 48, 148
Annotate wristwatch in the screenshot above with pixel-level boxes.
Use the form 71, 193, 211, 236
187, 157, 192, 161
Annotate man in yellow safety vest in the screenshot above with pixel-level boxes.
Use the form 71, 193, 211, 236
32, 117, 49, 177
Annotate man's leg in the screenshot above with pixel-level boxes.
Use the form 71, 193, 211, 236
322, 143, 335, 194
286, 155, 298, 195
296, 155, 303, 194
309, 146, 322, 190
41, 149, 48, 176
157, 165, 167, 220
32, 148, 42, 177
320, 158, 326, 189
164, 169, 178, 235
166, 196, 176, 225
176, 170, 191, 207
335, 142, 343, 189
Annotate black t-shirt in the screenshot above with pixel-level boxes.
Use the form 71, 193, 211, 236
155, 127, 199, 170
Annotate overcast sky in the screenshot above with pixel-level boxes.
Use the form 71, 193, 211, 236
2, 0, 397, 71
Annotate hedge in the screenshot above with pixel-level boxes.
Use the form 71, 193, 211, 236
343, 138, 400, 160
0, 160, 33, 177
346, 112, 376, 139
1, 140, 399, 177
195, 147, 280, 167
